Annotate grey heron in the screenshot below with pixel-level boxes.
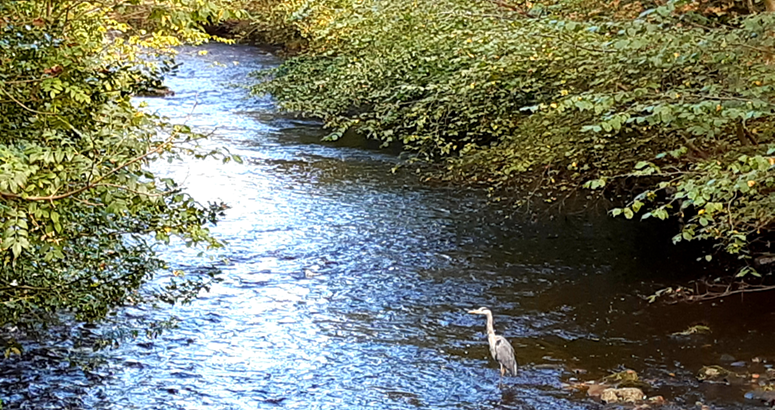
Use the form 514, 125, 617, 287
469, 307, 518, 377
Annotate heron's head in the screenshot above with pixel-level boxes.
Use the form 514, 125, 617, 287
468, 307, 491, 315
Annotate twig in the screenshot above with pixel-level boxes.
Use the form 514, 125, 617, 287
95, 183, 172, 197
73, 196, 103, 207
682, 283, 775, 303
1, 78, 50, 85
0, 88, 54, 115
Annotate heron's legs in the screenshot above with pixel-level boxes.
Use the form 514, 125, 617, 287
500, 364, 505, 377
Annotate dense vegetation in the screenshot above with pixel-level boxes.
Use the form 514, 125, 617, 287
247, 0, 775, 275
0, 0, 243, 351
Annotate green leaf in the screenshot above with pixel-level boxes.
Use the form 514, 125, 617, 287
11, 241, 22, 257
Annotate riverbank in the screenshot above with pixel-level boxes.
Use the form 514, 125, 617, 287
239, 0, 775, 280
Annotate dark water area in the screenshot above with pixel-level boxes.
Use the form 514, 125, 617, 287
2, 44, 774, 410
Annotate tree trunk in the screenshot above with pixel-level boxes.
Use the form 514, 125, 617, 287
765, 0, 775, 12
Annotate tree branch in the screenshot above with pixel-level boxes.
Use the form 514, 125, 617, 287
668, 280, 775, 304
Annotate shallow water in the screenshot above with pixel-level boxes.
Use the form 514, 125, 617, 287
1, 44, 774, 410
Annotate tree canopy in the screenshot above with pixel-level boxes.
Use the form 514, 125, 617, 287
248, 0, 775, 275
0, 0, 243, 350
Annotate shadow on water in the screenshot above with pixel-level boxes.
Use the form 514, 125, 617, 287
2, 44, 774, 410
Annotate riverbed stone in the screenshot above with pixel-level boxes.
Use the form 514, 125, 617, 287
647, 395, 666, 405
600, 387, 646, 403
745, 390, 775, 405
697, 365, 731, 382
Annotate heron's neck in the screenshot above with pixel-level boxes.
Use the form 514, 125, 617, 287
485, 312, 495, 335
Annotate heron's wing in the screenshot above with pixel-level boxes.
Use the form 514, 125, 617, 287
493, 335, 519, 375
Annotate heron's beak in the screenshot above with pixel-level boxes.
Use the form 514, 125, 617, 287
468, 309, 480, 314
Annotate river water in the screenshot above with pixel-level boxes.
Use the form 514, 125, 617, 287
2, 44, 774, 410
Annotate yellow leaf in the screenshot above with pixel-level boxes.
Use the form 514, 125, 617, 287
748, 180, 756, 187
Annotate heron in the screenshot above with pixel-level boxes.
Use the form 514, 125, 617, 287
469, 307, 518, 377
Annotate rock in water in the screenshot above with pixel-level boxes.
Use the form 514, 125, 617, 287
600, 387, 645, 404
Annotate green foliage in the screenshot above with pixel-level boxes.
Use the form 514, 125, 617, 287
250, 0, 775, 266
0, 0, 240, 338
615, 148, 775, 256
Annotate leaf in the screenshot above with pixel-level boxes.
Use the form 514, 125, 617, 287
634, 161, 650, 170
583, 178, 606, 189
736, 267, 760, 278
11, 241, 22, 258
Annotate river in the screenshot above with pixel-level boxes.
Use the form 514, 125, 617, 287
1, 43, 773, 410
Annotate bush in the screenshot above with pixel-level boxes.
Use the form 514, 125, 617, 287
0, 0, 242, 349
249, 0, 775, 270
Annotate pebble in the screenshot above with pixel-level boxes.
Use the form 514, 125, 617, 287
600, 388, 645, 404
